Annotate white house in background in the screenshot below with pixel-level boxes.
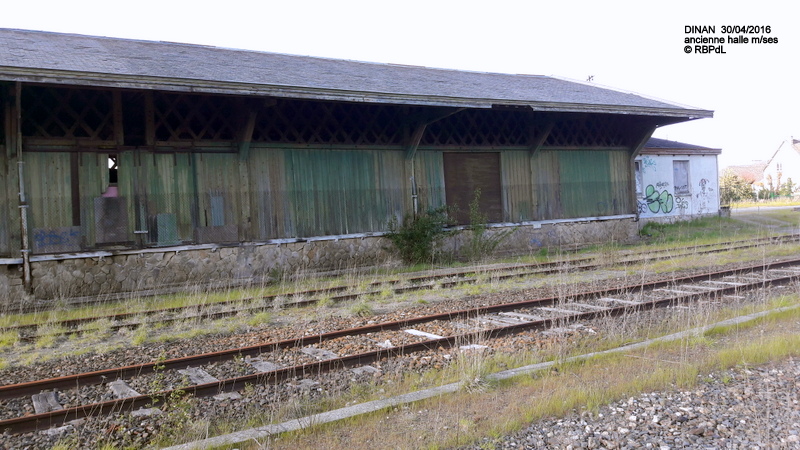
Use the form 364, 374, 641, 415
761, 138, 800, 194
635, 138, 721, 222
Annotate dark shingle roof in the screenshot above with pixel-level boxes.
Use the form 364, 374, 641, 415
645, 138, 718, 150
641, 138, 721, 155
0, 28, 713, 119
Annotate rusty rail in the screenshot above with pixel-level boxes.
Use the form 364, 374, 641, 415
2, 259, 799, 433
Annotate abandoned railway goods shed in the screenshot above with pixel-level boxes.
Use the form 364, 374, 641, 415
0, 29, 712, 301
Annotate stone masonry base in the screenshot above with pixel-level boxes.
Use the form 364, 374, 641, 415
0, 217, 638, 307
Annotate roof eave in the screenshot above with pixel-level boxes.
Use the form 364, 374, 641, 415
640, 148, 722, 156
0, 66, 714, 119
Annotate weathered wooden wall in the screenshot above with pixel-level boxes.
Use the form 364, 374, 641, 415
283, 148, 405, 237
415, 151, 446, 212
2, 84, 649, 258
501, 151, 534, 222
556, 150, 631, 218
1, 83, 19, 257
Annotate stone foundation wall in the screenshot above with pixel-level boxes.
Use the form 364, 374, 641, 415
0, 263, 26, 306
0, 217, 638, 305
446, 217, 638, 256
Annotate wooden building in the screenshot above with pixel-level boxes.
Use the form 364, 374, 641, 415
0, 29, 713, 300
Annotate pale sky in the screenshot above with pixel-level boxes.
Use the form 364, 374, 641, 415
2, 0, 797, 168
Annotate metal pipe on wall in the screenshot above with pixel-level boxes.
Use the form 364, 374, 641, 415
17, 161, 30, 291
14, 82, 31, 292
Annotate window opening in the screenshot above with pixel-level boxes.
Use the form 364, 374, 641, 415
673, 160, 690, 196
103, 154, 119, 197
634, 161, 643, 196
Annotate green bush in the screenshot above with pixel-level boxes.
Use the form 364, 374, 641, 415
386, 206, 452, 265
461, 189, 514, 261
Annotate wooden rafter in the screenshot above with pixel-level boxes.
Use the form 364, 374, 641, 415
528, 120, 554, 157
405, 107, 465, 160
238, 107, 258, 160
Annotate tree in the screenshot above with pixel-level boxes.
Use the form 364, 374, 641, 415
780, 177, 797, 197
719, 169, 755, 205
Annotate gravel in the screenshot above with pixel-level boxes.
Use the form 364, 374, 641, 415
1, 254, 798, 449
466, 356, 800, 449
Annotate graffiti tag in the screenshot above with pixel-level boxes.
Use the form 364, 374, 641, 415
695, 178, 714, 214
33, 228, 81, 246
675, 196, 689, 213
644, 185, 674, 214
642, 157, 657, 173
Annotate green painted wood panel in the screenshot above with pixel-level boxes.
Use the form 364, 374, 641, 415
532, 151, 561, 220
24, 152, 72, 231
609, 150, 632, 215
374, 150, 407, 223
162, 153, 195, 241
77, 152, 105, 246
194, 153, 240, 228
118, 151, 197, 244
501, 151, 533, 222
557, 150, 630, 218
0, 151, 13, 255
248, 147, 286, 240
117, 151, 138, 235
415, 151, 445, 211
284, 149, 404, 237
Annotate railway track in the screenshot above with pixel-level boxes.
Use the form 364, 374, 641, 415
4, 233, 798, 342
2, 258, 799, 434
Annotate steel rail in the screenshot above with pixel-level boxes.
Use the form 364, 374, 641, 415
2, 262, 798, 434
7, 234, 797, 340
2, 258, 797, 402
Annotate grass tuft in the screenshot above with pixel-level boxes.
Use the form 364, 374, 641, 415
0, 330, 19, 349
348, 300, 374, 317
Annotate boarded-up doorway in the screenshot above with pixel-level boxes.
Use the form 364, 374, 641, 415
443, 152, 502, 224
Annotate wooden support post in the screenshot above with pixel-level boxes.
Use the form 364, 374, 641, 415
3, 85, 13, 160
405, 123, 426, 216
144, 91, 155, 147
403, 107, 465, 215
237, 106, 258, 240
2, 84, 22, 259
405, 123, 427, 161
404, 107, 465, 160
528, 120, 554, 157
112, 90, 124, 146
238, 109, 258, 161
629, 126, 656, 160
629, 124, 657, 219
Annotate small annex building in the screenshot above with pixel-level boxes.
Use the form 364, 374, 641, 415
634, 138, 721, 222
0, 29, 712, 302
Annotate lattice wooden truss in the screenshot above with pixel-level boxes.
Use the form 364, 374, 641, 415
153, 93, 238, 142
543, 114, 629, 148
20, 86, 634, 149
252, 99, 406, 146
422, 109, 531, 147
21, 86, 114, 142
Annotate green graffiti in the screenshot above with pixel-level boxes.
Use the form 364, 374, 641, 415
644, 185, 674, 214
